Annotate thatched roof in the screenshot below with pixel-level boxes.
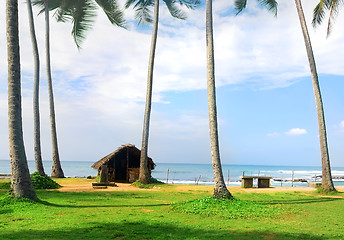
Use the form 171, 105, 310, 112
91, 144, 155, 170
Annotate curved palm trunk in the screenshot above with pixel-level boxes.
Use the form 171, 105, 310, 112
45, 2, 64, 178
295, 0, 335, 191
206, 0, 232, 198
27, 0, 45, 176
138, 0, 160, 184
7, 0, 37, 200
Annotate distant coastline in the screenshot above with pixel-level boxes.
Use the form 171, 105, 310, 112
1, 160, 344, 186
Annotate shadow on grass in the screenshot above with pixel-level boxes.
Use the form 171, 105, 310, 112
257, 197, 343, 205
0, 221, 325, 240
0, 209, 12, 215
39, 199, 170, 209
38, 190, 146, 199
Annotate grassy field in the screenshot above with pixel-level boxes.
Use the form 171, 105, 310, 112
0, 178, 343, 240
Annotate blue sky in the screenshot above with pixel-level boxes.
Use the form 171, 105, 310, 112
0, 0, 343, 167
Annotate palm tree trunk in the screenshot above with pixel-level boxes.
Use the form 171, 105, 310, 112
27, 0, 45, 176
45, 1, 64, 178
138, 0, 160, 184
7, 0, 37, 200
295, 0, 335, 191
206, 0, 232, 199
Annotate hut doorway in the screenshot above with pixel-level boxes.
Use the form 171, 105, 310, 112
114, 156, 127, 181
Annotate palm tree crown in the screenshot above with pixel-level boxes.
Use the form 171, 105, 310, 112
234, 0, 278, 16
313, 0, 342, 36
125, 0, 200, 24
33, 0, 126, 49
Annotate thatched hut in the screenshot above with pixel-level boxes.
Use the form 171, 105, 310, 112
91, 144, 155, 183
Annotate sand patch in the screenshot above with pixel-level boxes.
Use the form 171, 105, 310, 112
56, 182, 156, 192
54, 178, 344, 194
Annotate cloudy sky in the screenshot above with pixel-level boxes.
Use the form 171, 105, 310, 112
0, 0, 343, 167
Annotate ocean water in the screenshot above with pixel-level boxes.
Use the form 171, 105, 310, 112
0, 160, 98, 178
1, 160, 344, 187
152, 163, 344, 187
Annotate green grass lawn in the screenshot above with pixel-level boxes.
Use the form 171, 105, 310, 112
0, 178, 343, 240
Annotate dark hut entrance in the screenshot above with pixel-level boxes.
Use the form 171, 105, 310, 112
91, 144, 155, 183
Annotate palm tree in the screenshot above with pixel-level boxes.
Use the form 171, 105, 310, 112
125, 0, 200, 184
236, 0, 335, 192
294, 0, 335, 192
32, 0, 125, 178
313, 0, 342, 36
206, 0, 233, 199
26, 0, 46, 176
43, 0, 65, 178
6, 0, 37, 199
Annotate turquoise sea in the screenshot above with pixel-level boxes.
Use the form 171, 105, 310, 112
1, 160, 344, 187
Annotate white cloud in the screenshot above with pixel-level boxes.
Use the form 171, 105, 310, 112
267, 132, 279, 137
340, 121, 344, 128
285, 128, 307, 136
2, 0, 343, 97
1, 1, 344, 164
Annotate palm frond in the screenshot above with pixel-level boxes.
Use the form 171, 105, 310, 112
177, 0, 201, 9
163, 0, 187, 20
125, 0, 139, 9
95, 0, 126, 28
73, 0, 98, 49
125, 0, 154, 25
136, 5, 154, 24
53, 0, 76, 23
326, 0, 342, 36
235, 0, 277, 16
312, 0, 327, 27
55, 0, 97, 49
313, 0, 343, 37
234, 0, 247, 15
257, 0, 278, 16
32, 0, 62, 15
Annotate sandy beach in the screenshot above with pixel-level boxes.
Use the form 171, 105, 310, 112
55, 180, 344, 194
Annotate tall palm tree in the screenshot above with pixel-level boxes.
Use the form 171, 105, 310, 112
44, 0, 65, 178
27, 0, 46, 176
32, 0, 125, 178
207, 0, 276, 198
294, 0, 335, 192
206, 0, 232, 199
236, 0, 335, 192
7, 0, 37, 199
125, 0, 200, 184
313, 0, 342, 36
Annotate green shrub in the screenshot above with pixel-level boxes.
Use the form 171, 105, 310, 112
150, 177, 164, 184
95, 175, 100, 182
132, 180, 150, 189
30, 172, 61, 189
132, 177, 164, 188
316, 186, 338, 195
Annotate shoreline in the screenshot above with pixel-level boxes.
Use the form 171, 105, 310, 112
2, 177, 343, 193
56, 182, 344, 193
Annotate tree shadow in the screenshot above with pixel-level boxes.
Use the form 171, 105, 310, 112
39, 199, 170, 209
0, 209, 12, 215
0, 220, 326, 240
256, 197, 343, 205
